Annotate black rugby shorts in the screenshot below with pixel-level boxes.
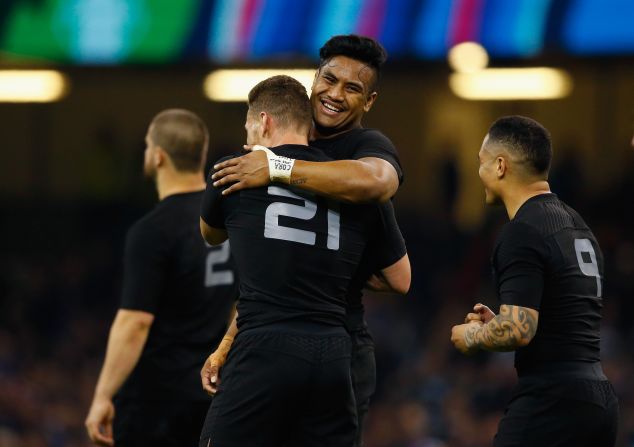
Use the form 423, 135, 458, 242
350, 327, 376, 447
199, 327, 357, 447
494, 377, 618, 447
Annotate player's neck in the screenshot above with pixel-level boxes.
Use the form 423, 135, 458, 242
503, 180, 551, 220
262, 132, 308, 148
155, 169, 206, 200
310, 121, 361, 141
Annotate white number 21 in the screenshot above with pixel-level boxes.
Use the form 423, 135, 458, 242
264, 186, 340, 250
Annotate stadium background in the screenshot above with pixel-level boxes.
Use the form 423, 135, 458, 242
0, 0, 633, 446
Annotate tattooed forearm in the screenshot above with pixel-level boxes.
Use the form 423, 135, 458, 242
290, 178, 307, 185
464, 305, 538, 352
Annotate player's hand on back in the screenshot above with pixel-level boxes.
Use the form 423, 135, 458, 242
212, 150, 270, 196
85, 397, 115, 446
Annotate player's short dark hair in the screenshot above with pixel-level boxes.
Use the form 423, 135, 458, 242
248, 75, 312, 134
149, 109, 208, 172
319, 34, 387, 90
487, 115, 552, 177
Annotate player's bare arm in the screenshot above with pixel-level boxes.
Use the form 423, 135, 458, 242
200, 218, 228, 245
201, 309, 238, 395
85, 309, 154, 446
365, 253, 411, 294
212, 150, 399, 203
451, 304, 538, 354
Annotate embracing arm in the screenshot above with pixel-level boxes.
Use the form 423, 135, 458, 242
212, 152, 399, 203
460, 304, 539, 353
85, 309, 154, 445
289, 157, 399, 203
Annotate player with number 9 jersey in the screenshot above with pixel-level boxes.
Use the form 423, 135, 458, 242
451, 115, 618, 447
491, 193, 604, 373
488, 191, 619, 447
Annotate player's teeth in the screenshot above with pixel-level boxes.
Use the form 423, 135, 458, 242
324, 103, 340, 112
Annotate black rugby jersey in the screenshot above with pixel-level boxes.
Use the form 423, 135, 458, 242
118, 191, 237, 401
492, 193, 604, 374
312, 128, 405, 322
201, 144, 395, 332
311, 127, 404, 184
345, 200, 406, 324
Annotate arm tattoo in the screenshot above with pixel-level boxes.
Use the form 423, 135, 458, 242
464, 305, 538, 352
290, 178, 307, 185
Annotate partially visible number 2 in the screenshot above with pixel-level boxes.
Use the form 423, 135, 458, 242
205, 241, 234, 287
574, 238, 601, 298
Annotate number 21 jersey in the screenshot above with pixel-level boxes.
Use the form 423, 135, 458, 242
201, 144, 383, 332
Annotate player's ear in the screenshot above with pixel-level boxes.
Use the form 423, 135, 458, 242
312, 68, 320, 89
364, 91, 377, 112
154, 146, 167, 167
259, 112, 270, 137
495, 156, 507, 179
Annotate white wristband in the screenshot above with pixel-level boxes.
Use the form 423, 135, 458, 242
252, 145, 295, 184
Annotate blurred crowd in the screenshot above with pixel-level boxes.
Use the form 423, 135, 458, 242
1, 155, 633, 447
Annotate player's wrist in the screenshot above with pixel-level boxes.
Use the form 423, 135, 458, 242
214, 335, 234, 360
464, 324, 483, 351
253, 145, 295, 184
93, 389, 114, 401
221, 341, 232, 350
